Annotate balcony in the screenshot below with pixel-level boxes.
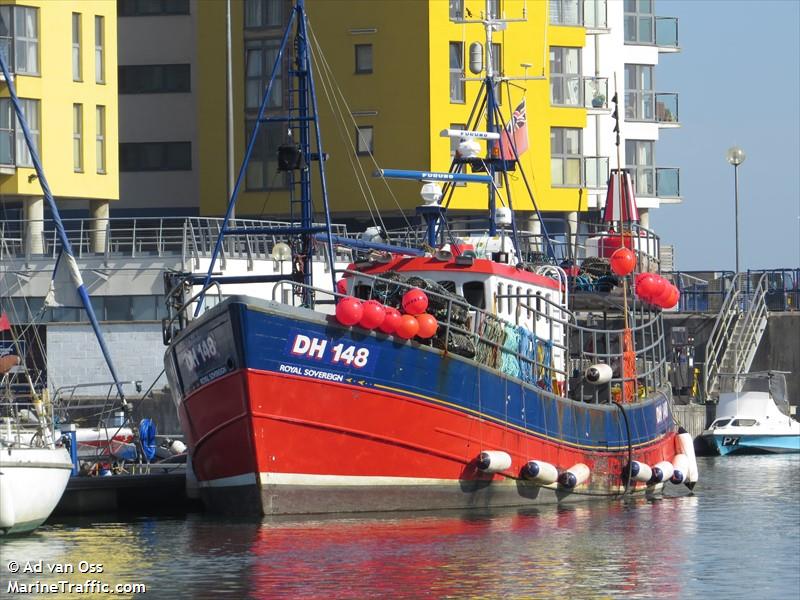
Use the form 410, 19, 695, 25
583, 156, 609, 189
583, 77, 609, 110
549, 0, 608, 30
656, 17, 680, 51
656, 93, 679, 126
657, 167, 681, 200
624, 14, 680, 51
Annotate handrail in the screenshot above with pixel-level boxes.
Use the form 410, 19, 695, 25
703, 275, 740, 400
728, 273, 769, 390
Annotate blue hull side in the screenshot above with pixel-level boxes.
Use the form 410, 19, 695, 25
710, 434, 800, 456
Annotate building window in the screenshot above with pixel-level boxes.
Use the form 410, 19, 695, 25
95, 16, 105, 83
245, 39, 283, 110
117, 0, 190, 17
448, 0, 463, 20
624, 0, 654, 44
0, 5, 39, 75
488, 0, 501, 18
0, 98, 39, 167
549, 0, 581, 25
119, 64, 191, 94
449, 42, 464, 103
72, 13, 82, 81
245, 0, 283, 29
245, 120, 287, 191
119, 142, 192, 171
355, 44, 372, 74
624, 64, 654, 121
96, 106, 106, 173
356, 125, 373, 156
73, 104, 83, 172
551, 127, 582, 186
626, 140, 655, 196
550, 47, 581, 106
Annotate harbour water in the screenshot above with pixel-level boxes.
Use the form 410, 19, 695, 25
2, 455, 798, 599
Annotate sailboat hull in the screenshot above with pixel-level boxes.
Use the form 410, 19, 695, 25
167, 297, 680, 516
0, 447, 72, 535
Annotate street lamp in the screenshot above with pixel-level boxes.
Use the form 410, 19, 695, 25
726, 146, 746, 274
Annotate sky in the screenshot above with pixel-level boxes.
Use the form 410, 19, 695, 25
651, 0, 800, 272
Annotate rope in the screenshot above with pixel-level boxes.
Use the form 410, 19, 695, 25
518, 326, 535, 384
500, 325, 520, 378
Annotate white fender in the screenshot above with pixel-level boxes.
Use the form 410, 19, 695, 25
522, 460, 558, 485
627, 461, 653, 483
558, 463, 590, 489
477, 451, 512, 473
0, 474, 15, 529
671, 453, 689, 484
676, 431, 699, 488
650, 460, 674, 483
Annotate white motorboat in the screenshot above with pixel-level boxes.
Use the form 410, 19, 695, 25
701, 372, 800, 455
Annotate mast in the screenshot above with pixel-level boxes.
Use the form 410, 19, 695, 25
0, 54, 128, 409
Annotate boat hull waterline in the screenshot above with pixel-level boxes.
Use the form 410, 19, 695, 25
168, 298, 680, 515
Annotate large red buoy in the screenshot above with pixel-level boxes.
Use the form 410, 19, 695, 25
401, 288, 429, 315
654, 281, 675, 307
335, 296, 363, 326
610, 248, 636, 276
379, 307, 401, 334
359, 300, 386, 329
663, 285, 680, 309
415, 313, 438, 339
636, 273, 658, 301
395, 314, 420, 339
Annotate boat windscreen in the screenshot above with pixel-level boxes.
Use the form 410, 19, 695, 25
769, 373, 790, 416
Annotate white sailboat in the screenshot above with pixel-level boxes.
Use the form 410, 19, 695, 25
0, 357, 72, 535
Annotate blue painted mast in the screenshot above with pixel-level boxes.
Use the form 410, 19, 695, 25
0, 54, 128, 407
195, 0, 336, 315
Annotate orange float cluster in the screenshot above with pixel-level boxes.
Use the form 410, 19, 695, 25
635, 273, 680, 309
335, 287, 439, 340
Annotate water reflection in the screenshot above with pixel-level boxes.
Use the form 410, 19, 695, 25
1, 456, 798, 599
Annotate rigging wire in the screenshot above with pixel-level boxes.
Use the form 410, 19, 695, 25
307, 23, 413, 232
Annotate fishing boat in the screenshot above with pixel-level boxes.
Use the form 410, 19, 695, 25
701, 372, 800, 455
162, 0, 696, 515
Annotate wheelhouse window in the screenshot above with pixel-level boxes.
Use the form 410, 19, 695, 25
625, 64, 654, 121
463, 281, 486, 309
626, 139, 655, 196
549, 0, 581, 25
551, 127, 582, 186
624, 0, 654, 44
731, 419, 758, 427
72, 13, 82, 81
550, 47, 581, 106
355, 44, 372, 74
0, 5, 39, 75
355, 125, 373, 156
0, 98, 39, 167
245, 39, 283, 110
449, 42, 465, 103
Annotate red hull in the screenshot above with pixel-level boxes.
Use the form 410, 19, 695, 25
180, 368, 678, 514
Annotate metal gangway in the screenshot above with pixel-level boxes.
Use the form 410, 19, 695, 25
703, 272, 769, 401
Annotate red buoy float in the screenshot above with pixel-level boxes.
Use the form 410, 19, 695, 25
401, 288, 429, 315
359, 300, 386, 329
395, 314, 420, 339
415, 313, 438, 339
336, 279, 348, 295
647, 275, 667, 304
610, 247, 636, 276
335, 296, 363, 326
635, 273, 658, 302
379, 307, 401, 334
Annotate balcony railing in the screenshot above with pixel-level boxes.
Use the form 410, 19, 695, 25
656, 17, 680, 49
583, 77, 609, 109
656, 167, 680, 198
583, 156, 609, 189
656, 93, 679, 124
